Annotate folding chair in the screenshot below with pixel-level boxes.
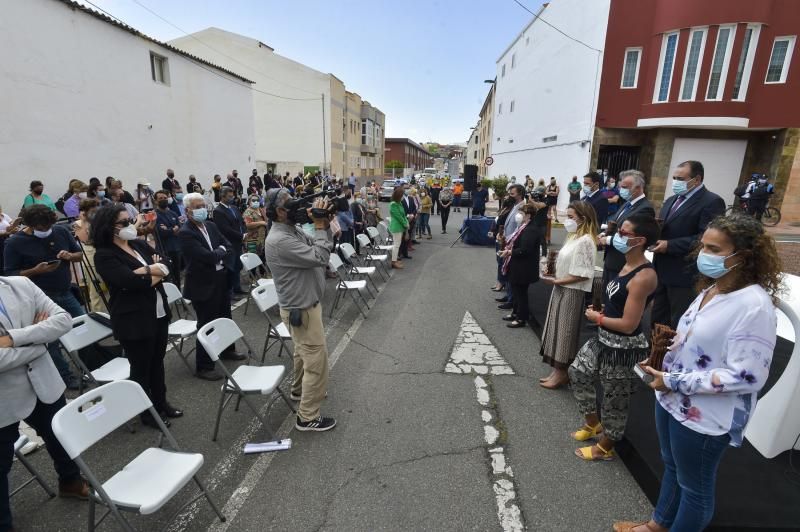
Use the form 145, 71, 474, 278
240, 253, 267, 315
328, 255, 370, 319
196, 318, 296, 441
338, 243, 379, 297
59, 314, 129, 394
356, 234, 390, 280
51, 380, 226, 532
251, 283, 292, 362
162, 282, 198, 374
377, 221, 393, 244
11, 434, 55, 499
367, 226, 394, 253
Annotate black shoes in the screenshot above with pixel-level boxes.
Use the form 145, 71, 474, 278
498, 302, 513, 310
507, 320, 526, 328
295, 415, 337, 432
220, 351, 248, 361
160, 403, 184, 418
196, 368, 224, 381
141, 411, 170, 429
501, 314, 517, 321
495, 296, 509, 302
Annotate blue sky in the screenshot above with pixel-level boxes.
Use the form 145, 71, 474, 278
75, 0, 541, 144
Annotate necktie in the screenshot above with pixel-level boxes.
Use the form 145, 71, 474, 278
667, 195, 686, 220
617, 202, 631, 221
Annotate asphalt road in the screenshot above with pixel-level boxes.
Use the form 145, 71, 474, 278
9, 208, 651, 531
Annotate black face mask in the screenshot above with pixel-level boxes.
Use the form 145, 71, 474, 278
33, 188, 44, 195
157, 199, 169, 209
167, 174, 174, 179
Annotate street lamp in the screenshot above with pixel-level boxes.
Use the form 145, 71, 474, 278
484, 79, 496, 84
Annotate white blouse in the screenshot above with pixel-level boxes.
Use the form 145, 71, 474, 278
554, 234, 596, 292
658, 284, 776, 447
0, 213, 12, 234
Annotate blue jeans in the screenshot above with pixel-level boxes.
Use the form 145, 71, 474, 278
44, 290, 85, 383
653, 401, 730, 531
417, 213, 431, 236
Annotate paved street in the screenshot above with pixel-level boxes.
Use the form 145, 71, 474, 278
9, 209, 651, 531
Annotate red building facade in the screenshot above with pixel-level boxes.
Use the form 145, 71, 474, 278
592, 0, 800, 217
384, 138, 434, 172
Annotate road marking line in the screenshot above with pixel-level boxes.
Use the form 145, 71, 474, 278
445, 312, 514, 375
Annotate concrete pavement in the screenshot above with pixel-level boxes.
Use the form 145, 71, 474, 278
8, 209, 651, 531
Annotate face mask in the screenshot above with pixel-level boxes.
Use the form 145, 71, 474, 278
157, 200, 169, 209
619, 188, 631, 201
251, 201, 260, 208
612, 233, 641, 254
176, 193, 184, 200
33, 228, 52, 239
33, 188, 44, 195
191, 208, 208, 222
168, 174, 174, 179
582, 185, 593, 196
78, 192, 88, 199
117, 224, 138, 241
672, 178, 693, 196
403, 190, 408, 196
697, 251, 739, 279
168, 197, 174, 205
97, 190, 106, 198
563, 218, 578, 233
514, 213, 524, 224
608, 182, 616, 189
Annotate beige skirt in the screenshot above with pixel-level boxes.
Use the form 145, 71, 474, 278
540, 285, 586, 370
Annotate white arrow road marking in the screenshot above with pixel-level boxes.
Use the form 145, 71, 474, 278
445, 312, 515, 375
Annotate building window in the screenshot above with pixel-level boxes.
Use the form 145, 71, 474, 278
150, 52, 169, 85
511, 53, 516, 68
620, 47, 642, 89
679, 28, 707, 101
526, 36, 530, 46
474, 150, 478, 159
654, 32, 679, 102
706, 25, 736, 100
542, 135, 557, 143
765, 35, 796, 84
498, 102, 503, 115
510, 100, 515, 112
502, 64, 506, 77
732, 25, 761, 100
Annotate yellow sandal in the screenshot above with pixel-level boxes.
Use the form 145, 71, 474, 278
575, 442, 615, 461
571, 423, 603, 441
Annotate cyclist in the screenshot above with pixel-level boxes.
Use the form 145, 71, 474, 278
745, 173, 774, 221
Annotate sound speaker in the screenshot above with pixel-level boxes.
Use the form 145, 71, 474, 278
464, 165, 478, 191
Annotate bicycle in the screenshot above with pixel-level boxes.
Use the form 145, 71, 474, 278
725, 200, 782, 227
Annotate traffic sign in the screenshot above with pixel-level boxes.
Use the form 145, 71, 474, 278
485, 156, 494, 166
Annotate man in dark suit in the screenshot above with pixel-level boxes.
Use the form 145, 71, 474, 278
651, 160, 725, 327
179, 193, 246, 381
601, 170, 655, 285
582, 172, 609, 224
212, 186, 248, 298
162, 168, 179, 194
401, 188, 418, 250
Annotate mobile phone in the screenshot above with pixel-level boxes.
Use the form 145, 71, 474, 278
46, 259, 61, 266
145, 211, 157, 222
634, 364, 654, 384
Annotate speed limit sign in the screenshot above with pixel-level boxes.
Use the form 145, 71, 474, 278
485, 156, 494, 166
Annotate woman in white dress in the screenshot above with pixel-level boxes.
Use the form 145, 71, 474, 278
539, 201, 598, 389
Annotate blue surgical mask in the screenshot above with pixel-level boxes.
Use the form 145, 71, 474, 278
582, 185, 593, 196
191, 207, 208, 222
97, 190, 106, 198
672, 177, 694, 196
697, 251, 738, 279
619, 188, 631, 201
176, 193, 184, 201
612, 233, 640, 254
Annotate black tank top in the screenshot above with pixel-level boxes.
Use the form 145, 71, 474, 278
603, 263, 654, 336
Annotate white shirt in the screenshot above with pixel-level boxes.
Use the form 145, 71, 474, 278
658, 284, 776, 447
554, 234, 596, 292
0, 213, 12, 233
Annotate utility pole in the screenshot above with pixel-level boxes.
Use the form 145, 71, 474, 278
321, 93, 327, 175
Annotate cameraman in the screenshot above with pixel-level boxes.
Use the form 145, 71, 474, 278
264, 188, 336, 432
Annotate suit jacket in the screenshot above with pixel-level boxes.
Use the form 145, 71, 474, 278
603, 196, 656, 274
584, 192, 609, 225
507, 223, 542, 285
0, 276, 72, 426
93, 240, 172, 341
179, 221, 231, 302
213, 203, 246, 247
654, 186, 726, 287
402, 196, 418, 215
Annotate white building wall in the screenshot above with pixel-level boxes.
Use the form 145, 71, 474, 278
0, 0, 255, 214
170, 28, 331, 172
489, 0, 610, 211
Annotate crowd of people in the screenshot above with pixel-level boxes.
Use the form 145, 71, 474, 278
489, 161, 782, 532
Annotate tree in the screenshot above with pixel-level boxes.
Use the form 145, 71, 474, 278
386, 160, 404, 169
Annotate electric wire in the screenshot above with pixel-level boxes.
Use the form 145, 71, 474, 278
510, 0, 603, 53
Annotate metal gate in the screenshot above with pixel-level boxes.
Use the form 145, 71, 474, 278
597, 145, 641, 180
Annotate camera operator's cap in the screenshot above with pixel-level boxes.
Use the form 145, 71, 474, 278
137, 179, 151, 186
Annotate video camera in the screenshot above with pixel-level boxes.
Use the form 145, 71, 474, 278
286, 188, 341, 225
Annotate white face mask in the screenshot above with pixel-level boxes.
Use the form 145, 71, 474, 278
117, 224, 138, 241
563, 218, 579, 233
78, 192, 88, 199
514, 213, 524, 224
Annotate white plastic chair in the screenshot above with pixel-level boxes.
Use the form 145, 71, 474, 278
328, 255, 369, 319
338, 243, 379, 296
59, 314, 129, 394
377, 221, 393, 244
11, 434, 55, 499
163, 282, 198, 374
50, 380, 225, 531
251, 283, 292, 362
196, 318, 295, 441
366, 226, 394, 252
745, 298, 800, 458
355, 234, 390, 280
240, 253, 268, 315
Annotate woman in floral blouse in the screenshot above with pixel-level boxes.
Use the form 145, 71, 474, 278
614, 214, 781, 532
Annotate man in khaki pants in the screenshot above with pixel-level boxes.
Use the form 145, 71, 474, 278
264, 188, 336, 432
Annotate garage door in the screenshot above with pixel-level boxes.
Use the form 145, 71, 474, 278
665, 138, 747, 206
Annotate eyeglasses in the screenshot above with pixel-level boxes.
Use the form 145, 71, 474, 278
617, 228, 638, 238
114, 219, 132, 227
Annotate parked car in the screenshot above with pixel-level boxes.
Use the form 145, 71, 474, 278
379, 178, 407, 201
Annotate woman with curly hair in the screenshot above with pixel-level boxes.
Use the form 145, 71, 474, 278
614, 214, 781, 532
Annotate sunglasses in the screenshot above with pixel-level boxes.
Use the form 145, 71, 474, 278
114, 219, 132, 227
